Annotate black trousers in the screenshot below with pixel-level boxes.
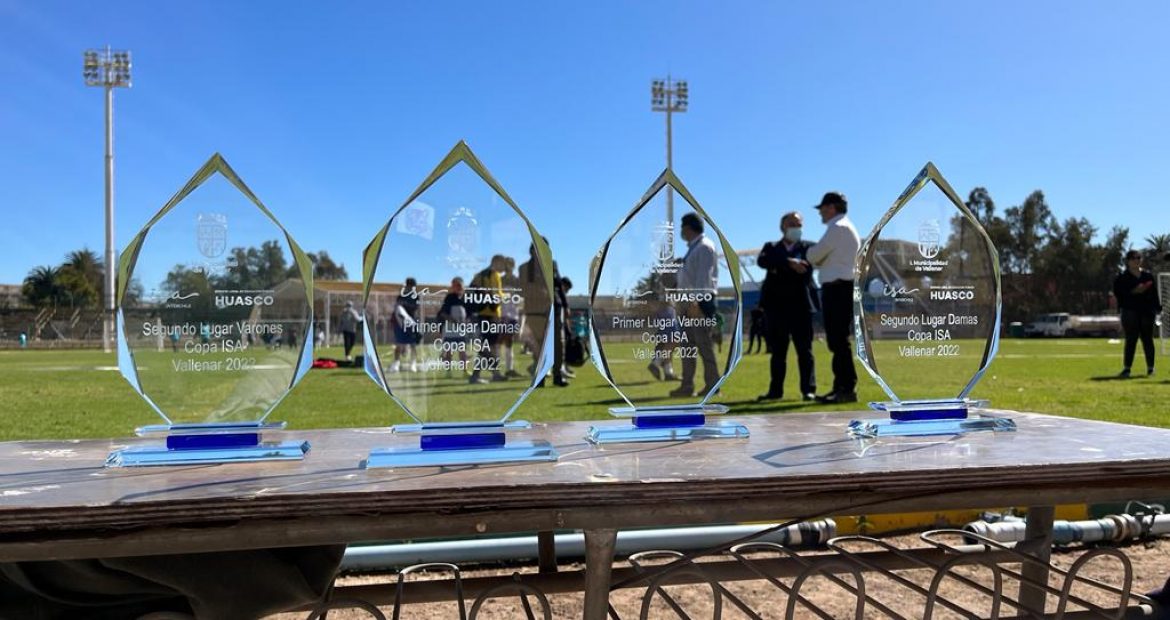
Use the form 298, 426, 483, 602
820, 280, 857, 393
748, 327, 766, 354
1121, 309, 1156, 370
553, 303, 567, 381
342, 330, 356, 357
764, 308, 815, 396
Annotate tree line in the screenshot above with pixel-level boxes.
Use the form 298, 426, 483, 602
20, 249, 106, 310
20, 246, 348, 309
964, 187, 1169, 323
19, 208, 1170, 323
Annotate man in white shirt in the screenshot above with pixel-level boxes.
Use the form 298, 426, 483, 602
806, 192, 861, 403
670, 212, 721, 398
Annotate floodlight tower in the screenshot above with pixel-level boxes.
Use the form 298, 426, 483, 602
651, 76, 688, 224
83, 47, 132, 353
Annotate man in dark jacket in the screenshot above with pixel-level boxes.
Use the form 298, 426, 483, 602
756, 211, 819, 401
1113, 250, 1162, 377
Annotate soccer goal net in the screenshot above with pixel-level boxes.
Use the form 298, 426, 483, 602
1160, 273, 1170, 355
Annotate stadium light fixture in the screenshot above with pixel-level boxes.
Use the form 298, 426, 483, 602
82, 46, 132, 353
650, 76, 688, 223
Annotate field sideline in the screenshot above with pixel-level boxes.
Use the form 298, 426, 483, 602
0, 338, 1165, 441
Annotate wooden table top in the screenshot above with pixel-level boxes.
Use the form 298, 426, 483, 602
3, 410, 1170, 562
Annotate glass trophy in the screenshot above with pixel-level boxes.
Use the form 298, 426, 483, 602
586, 169, 747, 443
850, 162, 1015, 437
361, 141, 557, 468
108, 154, 315, 466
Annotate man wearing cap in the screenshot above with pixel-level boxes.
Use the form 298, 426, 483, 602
807, 192, 860, 403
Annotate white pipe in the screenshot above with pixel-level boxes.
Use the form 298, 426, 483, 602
964, 513, 1170, 545
342, 519, 836, 572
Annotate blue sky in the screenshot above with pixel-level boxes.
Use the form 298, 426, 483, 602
2, 1, 1168, 291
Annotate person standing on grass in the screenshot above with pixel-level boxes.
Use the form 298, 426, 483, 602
468, 255, 508, 384
807, 192, 860, 404
437, 277, 469, 375
339, 300, 362, 361
1113, 250, 1161, 377
756, 211, 819, 402
670, 212, 720, 399
747, 306, 767, 354
519, 241, 570, 387
499, 257, 523, 379
391, 277, 421, 373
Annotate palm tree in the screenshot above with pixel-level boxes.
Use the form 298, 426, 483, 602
58, 249, 104, 307
1145, 233, 1170, 275
1145, 234, 1170, 255
22, 266, 62, 307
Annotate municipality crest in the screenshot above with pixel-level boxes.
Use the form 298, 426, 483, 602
445, 207, 480, 270
652, 221, 675, 264
917, 219, 941, 259
196, 213, 227, 258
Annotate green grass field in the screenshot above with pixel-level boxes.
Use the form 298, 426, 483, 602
0, 338, 1165, 441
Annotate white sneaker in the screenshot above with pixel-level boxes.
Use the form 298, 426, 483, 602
390, 361, 401, 372
409, 361, 418, 373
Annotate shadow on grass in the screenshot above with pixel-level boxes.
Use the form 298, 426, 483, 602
1089, 375, 1135, 382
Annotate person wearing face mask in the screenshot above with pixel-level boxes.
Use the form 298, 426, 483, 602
755, 211, 819, 401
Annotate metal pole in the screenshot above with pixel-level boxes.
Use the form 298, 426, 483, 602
103, 82, 115, 354
582, 528, 616, 620
325, 291, 332, 347
665, 80, 674, 227
1018, 504, 1055, 613
536, 530, 558, 574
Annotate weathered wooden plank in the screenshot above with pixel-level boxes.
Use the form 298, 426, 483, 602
1, 410, 1169, 562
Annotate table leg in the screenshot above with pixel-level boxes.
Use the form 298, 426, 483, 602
538, 530, 558, 574
583, 528, 617, 620
1018, 505, 1055, 614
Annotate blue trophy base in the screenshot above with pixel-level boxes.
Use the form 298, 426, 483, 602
849, 400, 1016, 437
105, 422, 310, 467
364, 421, 558, 469
588, 404, 748, 444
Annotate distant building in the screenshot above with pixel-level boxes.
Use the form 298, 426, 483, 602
0, 284, 25, 309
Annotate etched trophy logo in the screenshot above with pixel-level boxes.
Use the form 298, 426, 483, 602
653, 221, 675, 265
196, 212, 227, 258
917, 219, 941, 259
445, 206, 480, 271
